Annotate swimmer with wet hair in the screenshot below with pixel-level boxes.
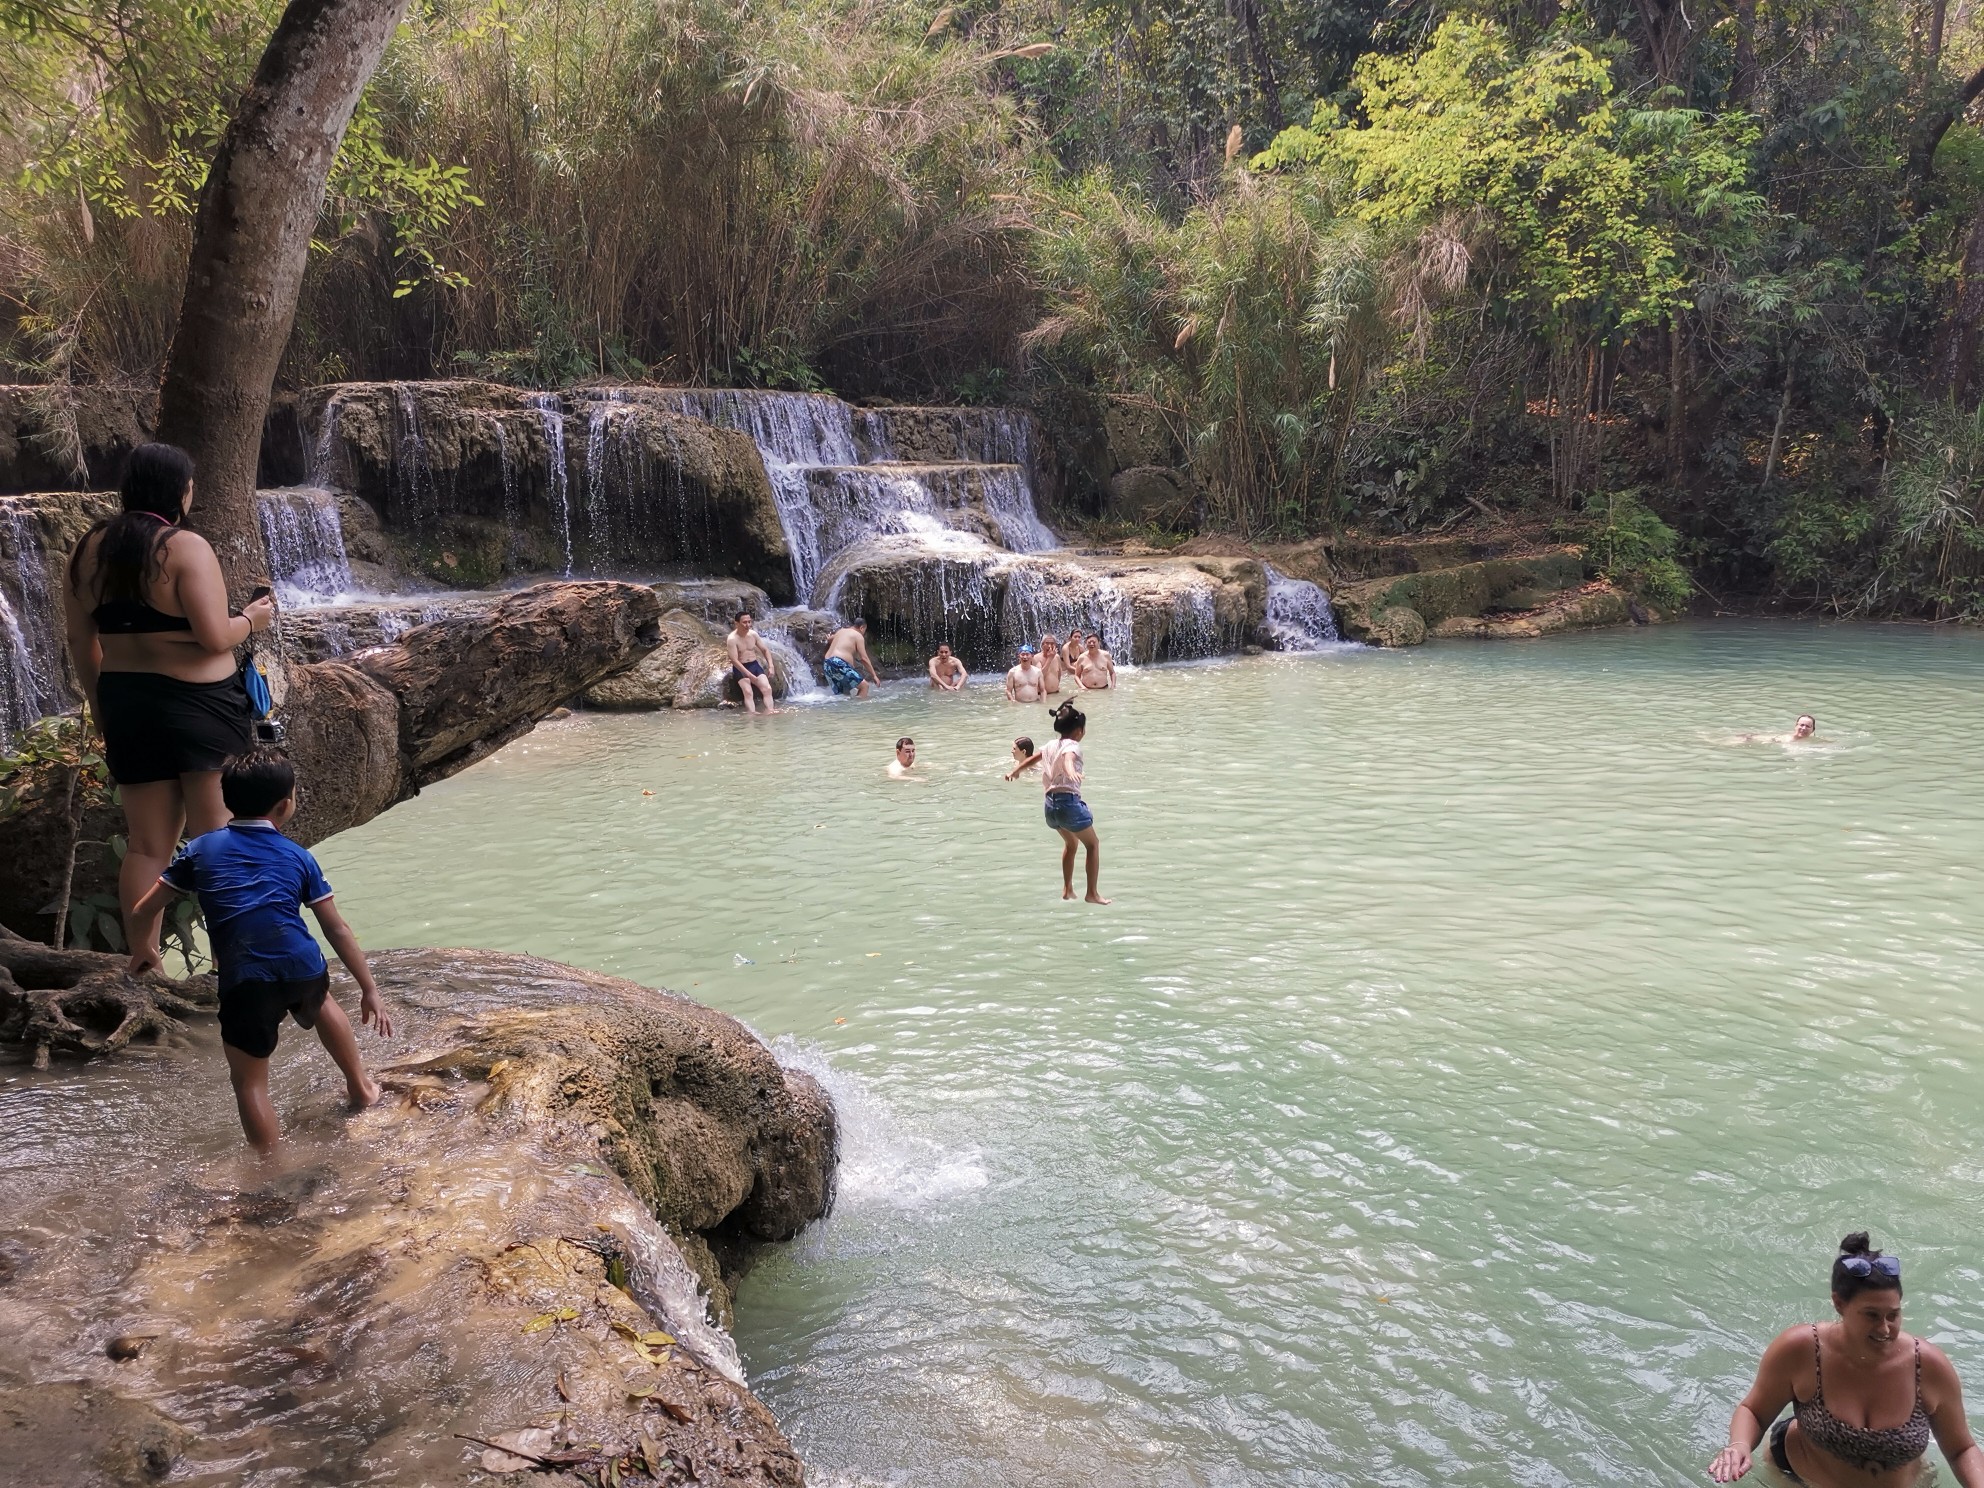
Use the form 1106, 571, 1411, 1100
1009, 735, 1039, 775
888, 736, 925, 781
1732, 713, 1821, 746
1008, 700, 1108, 903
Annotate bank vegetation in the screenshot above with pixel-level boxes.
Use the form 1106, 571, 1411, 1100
5, 0, 1984, 616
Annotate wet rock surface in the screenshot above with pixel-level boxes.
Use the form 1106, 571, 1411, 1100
301, 383, 792, 598
0, 947, 835, 1485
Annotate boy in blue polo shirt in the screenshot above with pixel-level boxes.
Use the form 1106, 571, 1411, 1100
127, 751, 394, 1153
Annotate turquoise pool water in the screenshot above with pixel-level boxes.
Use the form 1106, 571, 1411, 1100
313, 621, 1984, 1486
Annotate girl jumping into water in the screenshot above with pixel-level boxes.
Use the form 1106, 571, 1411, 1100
1008, 700, 1109, 903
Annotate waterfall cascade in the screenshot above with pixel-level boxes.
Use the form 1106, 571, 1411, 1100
1263, 566, 1343, 650
526, 391, 574, 576
649, 389, 1058, 604
258, 488, 354, 604
0, 499, 71, 750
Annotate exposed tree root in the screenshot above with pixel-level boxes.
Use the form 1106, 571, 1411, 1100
0, 923, 216, 1068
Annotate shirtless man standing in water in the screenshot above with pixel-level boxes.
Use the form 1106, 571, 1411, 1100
725, 612, 779, 714
822, 619, 880, 699
1039, 635, 1065, 695
1005, 646, 1044, 703
1074, 633, 1116, 690
927, 644, 968, 691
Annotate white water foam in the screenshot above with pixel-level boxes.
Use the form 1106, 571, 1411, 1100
526, 392, 575, 577
258, 488, 354, 605
1263, 563, 1343, 651
771, 1037, 990, 1215
0, 501, 70, 749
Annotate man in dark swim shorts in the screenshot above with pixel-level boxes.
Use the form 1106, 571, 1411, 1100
725, 612, 779, 714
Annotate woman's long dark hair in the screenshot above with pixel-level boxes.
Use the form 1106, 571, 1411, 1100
68, 443, 194, 603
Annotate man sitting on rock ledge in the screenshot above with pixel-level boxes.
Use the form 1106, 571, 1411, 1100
726, 612, 779, 714
823, 619, 880, 699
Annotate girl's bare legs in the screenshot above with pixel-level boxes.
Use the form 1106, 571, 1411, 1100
1057, 828, 1079, 899
1074, 825, 1109, 904
117, 780, 186, 943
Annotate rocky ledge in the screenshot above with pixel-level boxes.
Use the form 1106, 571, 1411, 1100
0, 947, 837, 1486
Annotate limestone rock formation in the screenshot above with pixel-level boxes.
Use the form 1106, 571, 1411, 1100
582, 608, 721, 710
818, 537, 1267, 668
0, 582, 663, 941
301, 383, 793, 598
0, 947, 836, 1484
0, 386, 155, 492
650, 578, 774, 628
1334, 549, 1590, 646
1105, 465, 1201, 531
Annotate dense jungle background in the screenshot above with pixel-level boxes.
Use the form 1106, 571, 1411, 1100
5, 0, 1984, 615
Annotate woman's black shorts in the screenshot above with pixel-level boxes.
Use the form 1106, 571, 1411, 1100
96, 669, 253, 785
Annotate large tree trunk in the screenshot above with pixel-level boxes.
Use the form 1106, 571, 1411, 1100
155, 0, 410, 598
1934, 192, 1984, 401
1730, 0, 1759, 104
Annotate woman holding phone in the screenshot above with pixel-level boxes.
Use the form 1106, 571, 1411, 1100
63, 443, 275, 951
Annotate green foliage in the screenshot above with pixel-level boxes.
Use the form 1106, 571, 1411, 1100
1579, 490, 1692, 610
1260, 22, 1762, 339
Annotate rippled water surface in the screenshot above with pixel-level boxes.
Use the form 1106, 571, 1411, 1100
312, 621, 1984, 1487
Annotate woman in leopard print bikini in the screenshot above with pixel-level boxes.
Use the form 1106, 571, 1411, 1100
1710, 1234, 1984, 1486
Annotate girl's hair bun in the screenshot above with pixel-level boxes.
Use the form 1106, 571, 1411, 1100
1839, 1232, 1873, 1256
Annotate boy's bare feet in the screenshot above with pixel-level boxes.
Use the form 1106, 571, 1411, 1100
1086, 894, 1111, 905
1062, 886, 1077, 900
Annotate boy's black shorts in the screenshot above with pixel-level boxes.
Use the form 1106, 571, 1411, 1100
218, 969, 330, 1059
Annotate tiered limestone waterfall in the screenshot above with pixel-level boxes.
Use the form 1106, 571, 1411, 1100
285, 381, 1330, 669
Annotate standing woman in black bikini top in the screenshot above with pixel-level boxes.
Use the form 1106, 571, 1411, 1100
1709, 1233, 1984, 1486
62, 443, 276, 956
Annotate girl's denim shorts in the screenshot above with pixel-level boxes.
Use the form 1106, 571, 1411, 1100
1044, 791, 1093, 832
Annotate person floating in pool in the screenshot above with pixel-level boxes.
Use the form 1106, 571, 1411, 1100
887, 736, 927, 781
927, 643, 968, 691
1732, 714, 1819, 746
1008, 735, 1039, 776
125, 751, 394, 1154
1039, 635, 1066, 695
1008, 700, 1108, 903
1073, 633, 1115, 690
1005, 645, 1044, 703
823, 619, 880, 699
725, 612, 779, 714
1708, 1232, 1984, 1486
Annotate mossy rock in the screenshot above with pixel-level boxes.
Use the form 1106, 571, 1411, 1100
1366, 606, 1427, 647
